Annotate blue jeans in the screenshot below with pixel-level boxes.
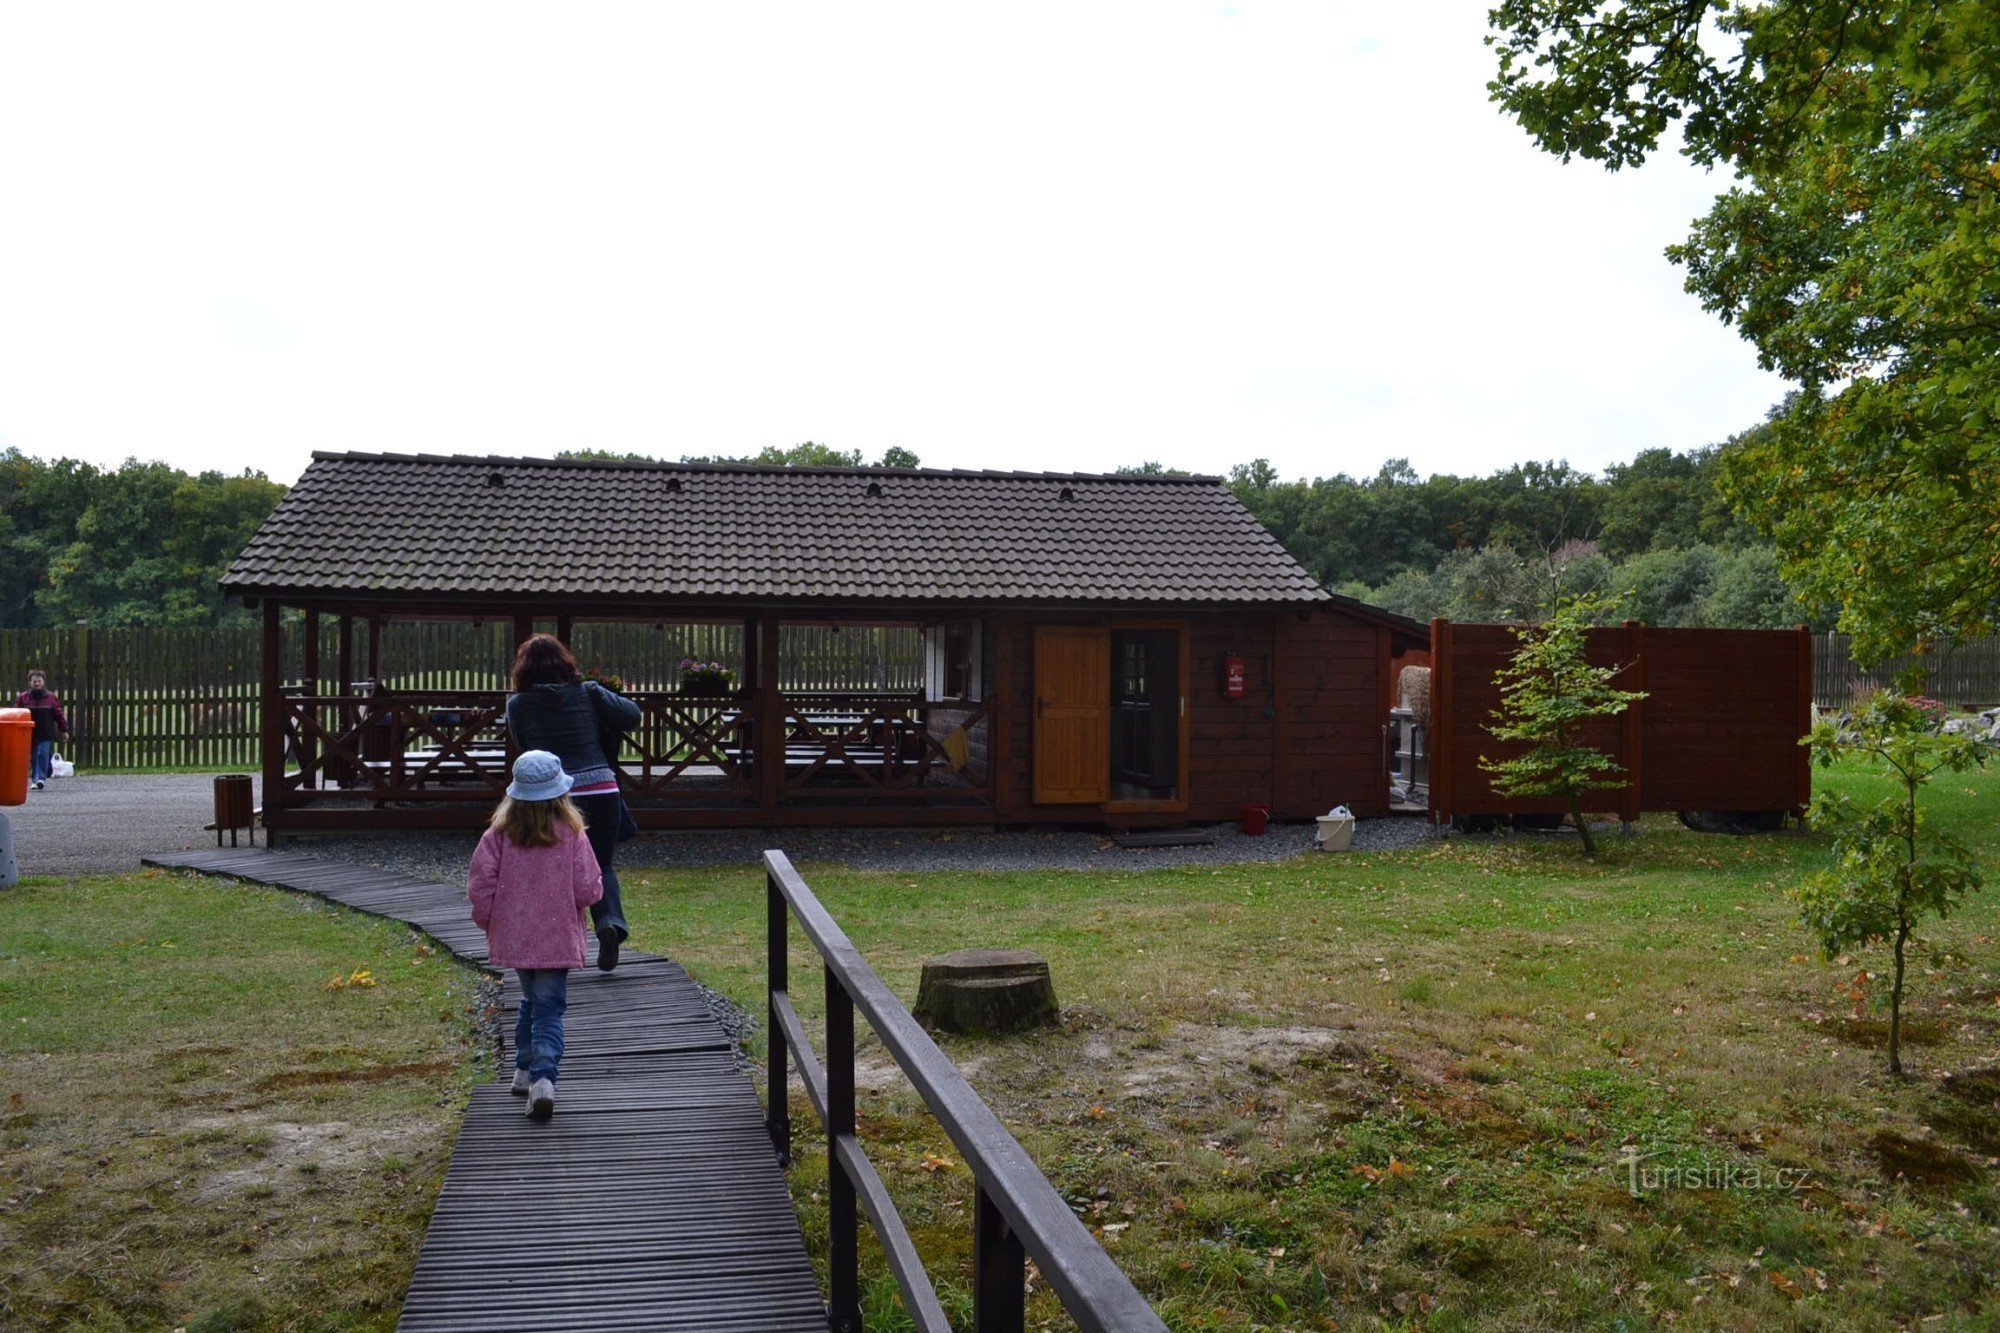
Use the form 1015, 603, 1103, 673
30, 740, 53, 784
571, 793, 627, 941
513, 969, 569, 1083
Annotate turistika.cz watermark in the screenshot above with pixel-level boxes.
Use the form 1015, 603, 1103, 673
1617, 1146, 1811, 1197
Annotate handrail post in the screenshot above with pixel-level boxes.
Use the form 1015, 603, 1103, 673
767, 868, 792, 1166
973, 1182, 1026, 1333
827, 964, 863, 1332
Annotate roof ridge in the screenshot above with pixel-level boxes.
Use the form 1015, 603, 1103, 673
306, 451, 1224, 484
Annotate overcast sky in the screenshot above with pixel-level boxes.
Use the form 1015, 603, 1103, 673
0, 3, 1784, 488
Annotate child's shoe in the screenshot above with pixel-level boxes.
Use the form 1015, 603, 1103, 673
510, 1068, 532, 1096
526, 1078, 555, 1120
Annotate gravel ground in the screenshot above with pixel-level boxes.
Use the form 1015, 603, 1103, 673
286, 811, 1440, 886
0, 770, 1440, 880
3, 772, 234, 875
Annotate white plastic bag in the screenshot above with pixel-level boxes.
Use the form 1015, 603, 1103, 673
50, 752, 75, 779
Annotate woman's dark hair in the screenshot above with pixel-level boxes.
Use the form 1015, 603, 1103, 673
511, 634, 581, 691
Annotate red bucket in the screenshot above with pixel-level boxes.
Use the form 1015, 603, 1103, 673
1239, 803, 1269, 836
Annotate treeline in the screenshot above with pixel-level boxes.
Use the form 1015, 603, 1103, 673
1226, 447, 1824, 629
1, 440, 1812, 631
0, 450, 286, 629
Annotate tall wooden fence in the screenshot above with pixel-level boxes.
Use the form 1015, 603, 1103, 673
1812, 633, 2000, 710
0, 622, 923, 771
1428, 620, 1813, 825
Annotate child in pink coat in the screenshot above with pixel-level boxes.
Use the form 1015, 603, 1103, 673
468, 750, 604, 1120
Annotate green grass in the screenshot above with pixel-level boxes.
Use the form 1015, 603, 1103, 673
620, 756, 2000, 1330
2, 757, 1994, 1330
0, 871, 489, 1331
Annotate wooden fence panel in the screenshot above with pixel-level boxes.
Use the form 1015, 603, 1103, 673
1429, 620, 1811, 824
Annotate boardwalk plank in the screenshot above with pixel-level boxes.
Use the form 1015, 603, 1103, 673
142, 848, 825, 1332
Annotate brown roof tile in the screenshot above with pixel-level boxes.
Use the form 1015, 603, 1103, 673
222, 452, 1333, 605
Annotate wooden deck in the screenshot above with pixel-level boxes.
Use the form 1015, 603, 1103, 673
141, 847, 827, 1332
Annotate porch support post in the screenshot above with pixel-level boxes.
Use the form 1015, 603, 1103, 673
757, 613, 783, 815
261, 599, 284, 836
511, 612, 532, 656
337, 615, 355, 789
990, 612, 1012, 822
556, 612, 573, 644
301, 606, 320, 788
367, 616, 382, 682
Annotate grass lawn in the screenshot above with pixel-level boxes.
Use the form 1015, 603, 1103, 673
622, 758, 2000, 1330
1, 756, 1993, 1330
0, 870, 489, 1332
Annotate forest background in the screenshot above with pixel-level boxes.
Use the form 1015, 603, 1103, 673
0, 437, 1812, 634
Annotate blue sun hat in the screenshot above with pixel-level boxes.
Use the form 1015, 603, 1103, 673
507, 750, 574, 802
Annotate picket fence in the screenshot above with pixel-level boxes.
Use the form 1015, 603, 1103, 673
0, 622, 922, 771
1811, 633, 2000, 711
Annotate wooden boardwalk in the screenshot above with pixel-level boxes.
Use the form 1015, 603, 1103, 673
143, 847, 827, 1332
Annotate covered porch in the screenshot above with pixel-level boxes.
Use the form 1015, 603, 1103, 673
259, 598, 998, 832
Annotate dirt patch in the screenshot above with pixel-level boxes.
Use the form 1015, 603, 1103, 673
853, 1020, 1372, 1106
1871, 1130, 1980, 1188
253, 1060, 454, 1092
194, 1117, 435, 1200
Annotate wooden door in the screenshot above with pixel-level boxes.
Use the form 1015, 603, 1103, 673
1032, 625, 1109, 804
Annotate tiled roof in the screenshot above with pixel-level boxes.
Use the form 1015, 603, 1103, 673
222, 453, 1334, 605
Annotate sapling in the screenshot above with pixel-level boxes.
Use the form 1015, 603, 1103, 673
1794, 692, 1986, 1074
1479, 593, 1646, 859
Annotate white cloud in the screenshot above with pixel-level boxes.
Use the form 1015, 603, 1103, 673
0, 1, 1781, 484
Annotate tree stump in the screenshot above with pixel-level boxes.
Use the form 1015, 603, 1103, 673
913, 948, 1058, 1034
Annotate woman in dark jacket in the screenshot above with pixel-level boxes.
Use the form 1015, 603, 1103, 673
505, 635, 643, 970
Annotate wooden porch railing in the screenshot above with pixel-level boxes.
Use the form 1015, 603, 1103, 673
273, 688, 992, 809
765, 850, 1166, 1333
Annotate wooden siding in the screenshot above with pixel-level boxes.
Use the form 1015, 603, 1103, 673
1272, 614, 1387, 819
998, 604, 1390, 825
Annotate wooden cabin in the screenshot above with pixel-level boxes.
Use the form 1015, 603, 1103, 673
222, 453, 1427, 834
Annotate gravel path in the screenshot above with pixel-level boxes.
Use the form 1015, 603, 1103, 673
1, 771, 1439, 879
292, 811, 1439, 885
4, 772, 239, 875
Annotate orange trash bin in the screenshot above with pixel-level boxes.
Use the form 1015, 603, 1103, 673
0, 708, 32, 806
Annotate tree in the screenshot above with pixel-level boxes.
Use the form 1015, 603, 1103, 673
1479, 593, 1648, 858
1611, 546, 1721, 628
1489, 1, 2000, 664
1794, 693, 1986, 1074
0, 451, 285, 628
1704, 546, 1811, 630
676, 442, 921, 468
1444, 544, 1538, 623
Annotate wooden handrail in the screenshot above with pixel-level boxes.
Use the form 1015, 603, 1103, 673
765, 850, 1166, 1333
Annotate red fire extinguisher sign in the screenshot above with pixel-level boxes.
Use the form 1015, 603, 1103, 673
1222, 655, 1246, 699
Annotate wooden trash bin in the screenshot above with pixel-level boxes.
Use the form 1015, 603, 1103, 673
213, 774, 256, 847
